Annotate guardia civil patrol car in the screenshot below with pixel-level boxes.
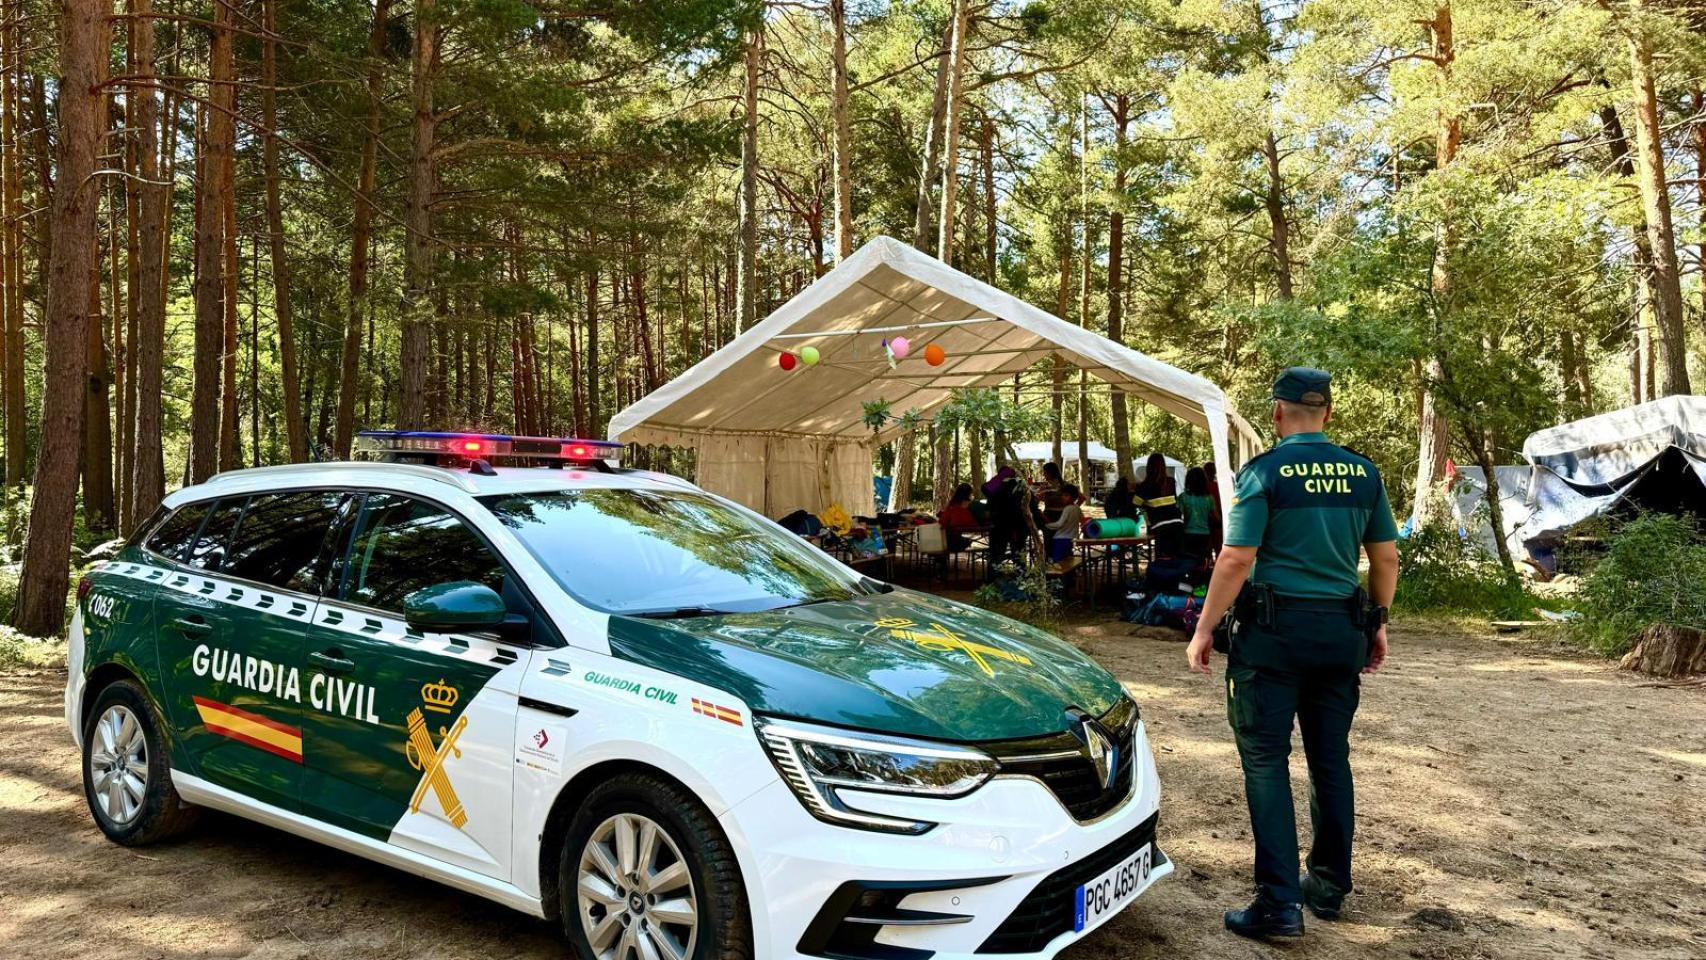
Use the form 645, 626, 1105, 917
66, 431, 1170, 960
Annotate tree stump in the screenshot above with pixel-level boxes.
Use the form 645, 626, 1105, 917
1620, 624, 1706, 678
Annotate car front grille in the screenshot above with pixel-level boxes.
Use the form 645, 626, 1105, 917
976, 812, 1160, 954
985, 697, 1138, 822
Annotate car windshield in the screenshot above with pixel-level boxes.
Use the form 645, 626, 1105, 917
479, 489, 864, 616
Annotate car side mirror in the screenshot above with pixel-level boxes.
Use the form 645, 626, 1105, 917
403, 581, 508, 634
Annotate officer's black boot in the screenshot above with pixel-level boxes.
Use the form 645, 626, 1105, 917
1224, 893, 1304, 939
1300, 872, 1344, 921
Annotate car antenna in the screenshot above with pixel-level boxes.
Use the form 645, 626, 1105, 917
468, 458, 498, 476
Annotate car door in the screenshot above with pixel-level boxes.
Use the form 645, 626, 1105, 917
299, 492, 528, 880
155, 492, 344, 812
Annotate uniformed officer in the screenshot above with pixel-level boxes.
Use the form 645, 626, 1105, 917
1185, 367, 1400, 939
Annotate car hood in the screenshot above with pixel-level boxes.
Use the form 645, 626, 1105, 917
604, 589, 1124, 742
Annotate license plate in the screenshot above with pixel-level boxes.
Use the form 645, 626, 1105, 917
1073, 843, 1154, 933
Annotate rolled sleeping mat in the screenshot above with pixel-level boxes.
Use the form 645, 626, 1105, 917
1086, 516, 1139, 539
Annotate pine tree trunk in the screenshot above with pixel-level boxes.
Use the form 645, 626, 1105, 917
14, 0, 102, 635
84, 219, 115, 533
129, 0, 167, 518
829, 0, 853, 261
889, 430, 914, 512
335, 0, 388, 455
913, 19, 953, 252
216, 0, 239, 472
586, 266, 601, 434
935, 0, 971, 263
1410, 4, 1456, 527
399, 0, 437, 428
190, 102, 224, 482
1262, 130, 1292, 299
1600, 104, 1657, 408
981, 115, 996, 280
1051, 243, 1071, 467
1625, 0, 1691, 396
735, 21, 760, 331
1106, 94, 1134, 484
0, 12, 23, 490
262, 0, 304, 461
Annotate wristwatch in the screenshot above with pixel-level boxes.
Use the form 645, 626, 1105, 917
1372, 605, 1389, 626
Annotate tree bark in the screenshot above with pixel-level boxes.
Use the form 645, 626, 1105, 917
1410, 4, 1455, 528
83, 201, 115, 533
734, 20, 761, 331
912, 18, 953, 252
1261, 130, 1293, 299
189, 100, 225, 481
216, 0, 239, 471
586, 265, 601, 434
1620, 623, 1706, 678
1625, 0, 1690, 396
935, 0, 971, 263
399, 0, 438, 428
1077, 101, 1091, 488
261, 0, 305, 461
1106, 94, 1134, 484
1601, 103, 1658, 407
1, 10, 23, 489
335, 0, 389, 455
888, 429, 914, 511
829, 0, 853, 261
14, 0, 102, 634
129, 0, 167, 520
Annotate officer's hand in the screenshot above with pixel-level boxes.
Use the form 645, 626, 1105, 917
1185, 629, 1214, 674
1363, 625, 1388, 674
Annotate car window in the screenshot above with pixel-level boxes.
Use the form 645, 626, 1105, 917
221, 491, 348, 593
480, 489, 862, 615
345, 494, 506, 613
144, 502, 211, 561
186, 499, 247, 570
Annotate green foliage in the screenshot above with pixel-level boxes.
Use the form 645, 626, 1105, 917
1392, 520, 1535, 619
1570, 514, 1706, 657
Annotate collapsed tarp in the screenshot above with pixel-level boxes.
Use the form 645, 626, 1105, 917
608, 237, 1261, 516
1449, 396, 1706, 559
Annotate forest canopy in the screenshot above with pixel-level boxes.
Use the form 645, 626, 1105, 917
1, 0, 1704, 633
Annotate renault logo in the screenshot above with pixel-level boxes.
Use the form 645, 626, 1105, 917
1067, 710, 1120, 792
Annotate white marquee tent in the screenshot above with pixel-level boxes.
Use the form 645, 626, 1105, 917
608, 237, 1262, 516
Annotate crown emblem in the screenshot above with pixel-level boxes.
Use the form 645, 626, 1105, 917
421, 679, 460, 714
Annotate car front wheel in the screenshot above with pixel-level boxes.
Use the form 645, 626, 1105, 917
82, 679, 199, 845
560, 772, 751, 960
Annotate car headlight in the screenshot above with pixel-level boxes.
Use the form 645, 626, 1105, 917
754, 717, 997, 834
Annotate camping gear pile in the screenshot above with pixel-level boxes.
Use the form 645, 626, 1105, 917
1123, 554, 1210, 631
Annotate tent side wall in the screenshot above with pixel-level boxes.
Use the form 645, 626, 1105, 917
624, 425, 874, 517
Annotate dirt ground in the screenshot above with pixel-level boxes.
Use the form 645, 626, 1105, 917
2, 617, 1703, 960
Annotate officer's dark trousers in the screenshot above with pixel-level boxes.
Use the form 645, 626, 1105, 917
1226, 600, 1365, 906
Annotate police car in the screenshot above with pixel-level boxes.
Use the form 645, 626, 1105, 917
66, 431, 1170, 960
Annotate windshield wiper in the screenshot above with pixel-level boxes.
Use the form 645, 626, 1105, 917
631, 606, 731, 620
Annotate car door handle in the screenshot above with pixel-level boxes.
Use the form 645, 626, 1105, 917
310, 649, 355, 672
170, 615, 213, 637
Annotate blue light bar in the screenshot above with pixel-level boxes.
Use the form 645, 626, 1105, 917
355, 430, 623, 463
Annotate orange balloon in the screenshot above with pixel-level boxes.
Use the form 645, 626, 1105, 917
924, 343, 946, 366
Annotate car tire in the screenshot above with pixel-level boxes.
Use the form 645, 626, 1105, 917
82, 679, 199, 845
559, 772, 752, 960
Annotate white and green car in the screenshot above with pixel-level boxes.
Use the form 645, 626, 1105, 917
66, 431, 1171, 960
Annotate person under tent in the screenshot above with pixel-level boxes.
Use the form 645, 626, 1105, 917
1137, 452, 1185, 558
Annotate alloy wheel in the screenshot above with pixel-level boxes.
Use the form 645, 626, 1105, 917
576, 812, 698, 960
89, 704, 148, 825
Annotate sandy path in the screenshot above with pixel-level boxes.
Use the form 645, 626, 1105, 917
1, 618, 1702, 960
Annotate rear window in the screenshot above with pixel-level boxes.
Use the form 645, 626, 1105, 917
144, 503, 211, 561
186, 499, 247, 570
221, 491, 348, 592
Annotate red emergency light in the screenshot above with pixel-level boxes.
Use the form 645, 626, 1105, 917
355, 431, 624, 469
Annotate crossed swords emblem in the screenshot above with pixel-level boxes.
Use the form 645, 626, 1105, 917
877, 618, 1033, 677
405, 707, 468, 829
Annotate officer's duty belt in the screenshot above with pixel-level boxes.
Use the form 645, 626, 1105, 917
1270, 593, 1358, 613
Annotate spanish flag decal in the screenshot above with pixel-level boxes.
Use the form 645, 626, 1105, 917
193, 695, 303, 763
691, 698, 743, 727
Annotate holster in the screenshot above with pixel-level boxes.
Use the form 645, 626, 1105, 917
1212, 582, 1274, 654
1351, 585, 1380, 658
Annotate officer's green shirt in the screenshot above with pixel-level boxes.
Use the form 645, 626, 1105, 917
1223, 431, 1399, 598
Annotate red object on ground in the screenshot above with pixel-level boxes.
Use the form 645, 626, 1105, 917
779, 352, 798, 371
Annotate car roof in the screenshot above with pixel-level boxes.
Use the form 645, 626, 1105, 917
163, 461, 703, 508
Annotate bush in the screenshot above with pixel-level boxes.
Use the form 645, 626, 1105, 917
1393, 520, 1535, 618
1570, 513, 1706, 657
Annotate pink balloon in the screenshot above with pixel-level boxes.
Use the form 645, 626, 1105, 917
890, 336, 911, 359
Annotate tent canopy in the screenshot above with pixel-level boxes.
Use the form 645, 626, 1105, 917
1451, 396, 1706, 559
609, 237, 1261, 515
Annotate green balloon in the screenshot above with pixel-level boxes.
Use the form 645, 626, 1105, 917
800, 346, 821, 366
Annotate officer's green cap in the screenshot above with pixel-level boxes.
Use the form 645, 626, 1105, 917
1272, 367, 1332, 407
